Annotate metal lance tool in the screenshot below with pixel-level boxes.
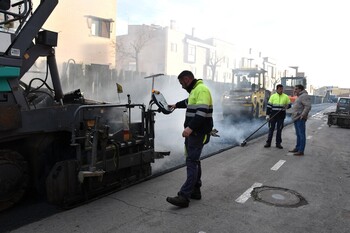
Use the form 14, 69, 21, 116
240, 106, 288, 147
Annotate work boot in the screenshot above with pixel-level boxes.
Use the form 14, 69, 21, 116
294, 152, 304, 156
190, 187, 201, 200
166, 195, 189, 208
289, 148, 298, 153
264, 143, 271, 148
276, 144, 283, 149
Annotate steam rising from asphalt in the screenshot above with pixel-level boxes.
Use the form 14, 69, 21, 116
144, 77, 269, 174
64, 74, 269, 174
152, 115, 266, 173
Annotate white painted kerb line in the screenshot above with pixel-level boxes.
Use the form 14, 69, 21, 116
271, 160, 286, 171
235, 182, 262, 204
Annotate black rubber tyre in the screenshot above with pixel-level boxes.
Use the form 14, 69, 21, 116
0, 150, 29, 212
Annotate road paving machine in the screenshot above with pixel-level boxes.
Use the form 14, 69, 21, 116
221, 68, 271, 120
0, 0, 171, 211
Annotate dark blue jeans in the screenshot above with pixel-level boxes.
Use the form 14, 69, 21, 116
179, 133, 207, 199
294, 119, 306, 152
266, 117, 284, 145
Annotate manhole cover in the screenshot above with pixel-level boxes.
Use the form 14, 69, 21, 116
251, 186, 307, 208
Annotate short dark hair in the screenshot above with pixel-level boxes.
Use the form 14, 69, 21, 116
295, 84, 304, 91
276, 84, 283, 89
178, 70, 194, 80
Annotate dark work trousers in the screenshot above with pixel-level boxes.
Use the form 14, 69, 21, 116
266, 117, 285, 145
179, 133, 207, 200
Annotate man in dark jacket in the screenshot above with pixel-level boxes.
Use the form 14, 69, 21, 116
166, 70, 213, 208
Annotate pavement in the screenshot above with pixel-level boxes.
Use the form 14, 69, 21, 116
9, 107, 350, 233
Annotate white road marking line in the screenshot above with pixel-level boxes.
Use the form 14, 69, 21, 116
318, 127, 322, 130
321, 124, 325, 127
235, 182, 263, 204
271, 160, 286, 171
307, 135, 312, 139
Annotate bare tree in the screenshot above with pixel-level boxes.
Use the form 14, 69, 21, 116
115, 39, 132, 70
270, 76, 281, 90
115, 25, 156, 72
207, 52, 225, 81
129, 25, 155, 72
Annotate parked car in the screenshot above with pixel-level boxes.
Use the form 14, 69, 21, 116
336, 97, 350, 114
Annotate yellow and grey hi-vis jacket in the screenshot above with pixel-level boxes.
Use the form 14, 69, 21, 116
266, 92, 291, 119
175, 79, 213, 134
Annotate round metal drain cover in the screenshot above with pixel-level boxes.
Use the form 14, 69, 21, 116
251, 186, 307, 208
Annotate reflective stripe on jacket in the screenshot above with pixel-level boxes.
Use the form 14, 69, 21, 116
266, 92, 290, 119
176, 79, 213, 134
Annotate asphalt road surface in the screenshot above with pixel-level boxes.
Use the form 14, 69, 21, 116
1, 103, 349, 233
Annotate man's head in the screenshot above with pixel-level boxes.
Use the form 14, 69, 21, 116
294, 84, 305, 96
276, 84, 284, 95
178, 70, 195, 90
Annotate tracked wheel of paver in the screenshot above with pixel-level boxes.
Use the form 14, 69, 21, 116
0, 150, 29, 212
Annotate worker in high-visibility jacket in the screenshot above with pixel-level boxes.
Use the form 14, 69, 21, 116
166, 70, 213, 208
264, 84, 291, 149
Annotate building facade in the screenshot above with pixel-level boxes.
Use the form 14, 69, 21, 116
35, 0, 117, 69
116, 23, 237, 83
116, 23, 298, 93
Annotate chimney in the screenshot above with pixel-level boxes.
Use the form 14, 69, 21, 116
192, 27, 195, 37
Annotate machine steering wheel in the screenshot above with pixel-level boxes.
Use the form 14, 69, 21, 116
151, 90, 173, 114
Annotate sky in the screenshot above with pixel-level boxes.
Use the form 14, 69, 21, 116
116, 0, 350, 89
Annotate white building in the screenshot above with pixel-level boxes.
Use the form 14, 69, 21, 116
116, 23, 238, 83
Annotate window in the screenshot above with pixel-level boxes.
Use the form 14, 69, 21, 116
171, 42, 177, 52
87, 16, 113, 38
187, 44, 196, 63
339, 98, 350, 104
